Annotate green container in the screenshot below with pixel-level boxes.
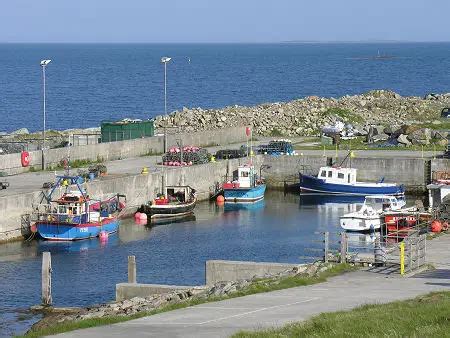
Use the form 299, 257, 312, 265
101, 120, 154, 142
321, 135, 333, 146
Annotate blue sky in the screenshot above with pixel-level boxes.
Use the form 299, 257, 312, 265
1, 0, 449, 43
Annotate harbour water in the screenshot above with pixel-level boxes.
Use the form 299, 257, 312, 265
0, 190, 369, 336
1, 43, 449, 133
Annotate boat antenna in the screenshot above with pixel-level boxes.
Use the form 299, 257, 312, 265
339, 150, 352, 167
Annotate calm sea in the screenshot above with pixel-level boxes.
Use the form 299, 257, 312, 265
0, 43, 449, 133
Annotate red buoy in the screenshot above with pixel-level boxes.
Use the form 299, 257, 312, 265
21, 151, 30, 167
431, 220, 442, 233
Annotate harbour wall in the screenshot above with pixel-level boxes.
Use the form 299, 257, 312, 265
205, 260, 303, 285
0, 127, 247, 175
0, 155, 447, 243
263, 155, 449, 192
0, 156, 263, 243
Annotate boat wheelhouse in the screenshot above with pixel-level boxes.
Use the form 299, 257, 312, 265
300, 166, 404, 196
223, 165, 266, 203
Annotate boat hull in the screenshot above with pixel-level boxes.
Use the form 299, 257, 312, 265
340, 215, 381, 232
36, 217, 119, 241
299, 174, 404, 196
224, 184, 266, 203
138, 199, 196, 220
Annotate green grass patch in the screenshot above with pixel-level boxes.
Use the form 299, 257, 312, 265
416, 119, 450, 131
234, 291, 450, 338
21, 264, 355, 337
270, 128, 284, 137
47, 156, 104, 171
321, 107, 365, 124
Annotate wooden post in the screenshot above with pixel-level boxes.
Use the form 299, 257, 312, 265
324, 232, 329, 263
340, 232, 347, 264
42, 252, 52, 306
128, 255, 136, 283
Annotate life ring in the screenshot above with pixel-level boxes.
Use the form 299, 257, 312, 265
21, 151, 31, 167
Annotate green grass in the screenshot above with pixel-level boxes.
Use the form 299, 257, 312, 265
21, 264, 355, 337
233, 291, 450, 338
270, 128, 284, 137
321, 107, 365, 124
416, 119, 450, 131
47, 156, 104, 171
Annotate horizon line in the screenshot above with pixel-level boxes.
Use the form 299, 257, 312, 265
1, 40, 450, 44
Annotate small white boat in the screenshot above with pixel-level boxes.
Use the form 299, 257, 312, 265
340, 195, 406, 232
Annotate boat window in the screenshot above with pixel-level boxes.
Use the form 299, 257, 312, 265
338, 173, 344, 179
348, 174, 351, 183
320, 170, 326, 177
241, 171, 249, 177
328, 171, 333, 178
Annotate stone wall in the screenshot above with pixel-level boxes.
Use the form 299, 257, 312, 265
205, 260, 303, 285
0, 127, 247, 175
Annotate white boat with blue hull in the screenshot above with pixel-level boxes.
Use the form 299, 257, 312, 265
300, 166, 404, 196
223, 165, 266, 203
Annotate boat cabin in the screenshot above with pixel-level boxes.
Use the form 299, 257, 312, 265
364, 195, 405, 211
155, 186, 196, 205
318, 166, 357, 185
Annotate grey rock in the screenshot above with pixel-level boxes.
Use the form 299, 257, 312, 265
397, 134, 412, 146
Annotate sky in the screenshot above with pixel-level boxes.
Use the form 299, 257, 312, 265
1, 0, 450, 43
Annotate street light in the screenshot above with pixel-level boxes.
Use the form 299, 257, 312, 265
161, 56, 171, 152
40, 59, 51, 170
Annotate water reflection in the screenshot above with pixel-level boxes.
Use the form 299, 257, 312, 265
0, 190, 379, 336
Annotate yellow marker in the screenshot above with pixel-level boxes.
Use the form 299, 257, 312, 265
400, 242, 405, 275
350, 151, 355, 158
210, 156, 216, 163
141, 167, 149, 174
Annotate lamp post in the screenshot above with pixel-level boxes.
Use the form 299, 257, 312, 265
40, 59, 51, 170
161, 57, 171, 153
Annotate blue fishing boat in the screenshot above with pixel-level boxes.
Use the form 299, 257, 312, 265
300, 166, 404, 196
34, 175, 126, 241
223, 165, 266, 203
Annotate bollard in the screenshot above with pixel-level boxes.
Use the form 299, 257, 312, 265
340, 232, 347, 263
400, 242, 405, 275
42, 252, 52, 306
128, 255, 137, 283
324, 232, 329, 263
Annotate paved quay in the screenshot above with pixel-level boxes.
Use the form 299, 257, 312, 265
0, 147, 438, 199
55, 234, 450, 338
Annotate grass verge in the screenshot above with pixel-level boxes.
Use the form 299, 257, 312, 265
21, 264, 355, 337
233, 291, 450, 338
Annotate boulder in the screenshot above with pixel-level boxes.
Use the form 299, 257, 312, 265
397, 134, 412, 146
372, 133, 389, 142
10, 128, 29, 135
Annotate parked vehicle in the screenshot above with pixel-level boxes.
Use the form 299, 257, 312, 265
215, 149, 246, 160
441, 107, 450, 118
0, 181, 9, 190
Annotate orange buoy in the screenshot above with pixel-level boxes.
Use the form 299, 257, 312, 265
216, 195, 225, 205
431, 220, 442, 233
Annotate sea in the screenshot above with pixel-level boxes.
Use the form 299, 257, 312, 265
0, 43, 449, 133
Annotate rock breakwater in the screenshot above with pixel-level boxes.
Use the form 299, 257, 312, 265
154, 90, 450, 136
